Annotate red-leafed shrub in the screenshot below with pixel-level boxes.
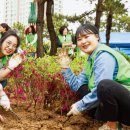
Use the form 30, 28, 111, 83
6, 55, 86, 115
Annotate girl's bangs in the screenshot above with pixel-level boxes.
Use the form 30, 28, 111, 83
76, 29, 93, 38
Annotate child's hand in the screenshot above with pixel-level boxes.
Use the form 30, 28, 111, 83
7, 53, 23, 70
0, 92, 10, 111
58, 48, 71, 69
67, 103, 82, 116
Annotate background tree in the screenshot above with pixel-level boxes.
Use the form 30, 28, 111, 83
12, 22, 25, 49
35, 0, 129, 56
95, 0, 104, 31
104, 0, 127, 45
53, 14, 67, 34
36, 0, 46, 57
42, 14, 66, 38
46, 0, 57, 55
112, 14, 130, 32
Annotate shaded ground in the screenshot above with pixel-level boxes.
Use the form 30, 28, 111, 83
0, 105, 102, 130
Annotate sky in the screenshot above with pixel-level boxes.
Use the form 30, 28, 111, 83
62, 0, 95, 32
63, 0, 130, 16
0, 0, 4, 22
62, 0, 93, 16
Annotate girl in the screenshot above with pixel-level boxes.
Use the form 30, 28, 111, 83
0, 30, 23, 121
57, 26, 76, 55
0, 23, 10, 38
59, 24, 130, 130
25, 25, 37, 57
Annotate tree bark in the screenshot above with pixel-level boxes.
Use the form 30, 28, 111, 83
36, 0, 46, 57
95, 0, 104, 31
106, 11, 113, 46
46, 0, 57, 55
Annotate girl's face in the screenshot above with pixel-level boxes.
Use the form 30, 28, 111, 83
1, 36, 18, 56
0, 26, 6, 33
63, 28, 68, 35
29, 27, 32, 33
77, 32, 99, 55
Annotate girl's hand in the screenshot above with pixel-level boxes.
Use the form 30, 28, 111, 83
62, 43, 73, 48
0, 92, 10, 111
0, 115, 5, 122
7, 53, 23, 70
67, 104, 82, 116
57, 48, 71, 69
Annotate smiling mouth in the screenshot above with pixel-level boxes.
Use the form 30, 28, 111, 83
82, 44, 89, 49
6, 50, 12, 54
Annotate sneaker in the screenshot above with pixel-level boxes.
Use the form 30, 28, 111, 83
98, 124, 118, 130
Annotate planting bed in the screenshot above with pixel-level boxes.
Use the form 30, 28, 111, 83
0, 105, 102, 130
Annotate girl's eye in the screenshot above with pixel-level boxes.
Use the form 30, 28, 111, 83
13, 45, 17, 49
7, 41, 11, 45
6, 41, 17, 49
77, 38, 81, 41
84, 35, 89, 39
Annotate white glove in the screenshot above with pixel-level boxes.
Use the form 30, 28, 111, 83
0, 93, 10, 110
67, 104, 82, 116
7, 53, 23, 70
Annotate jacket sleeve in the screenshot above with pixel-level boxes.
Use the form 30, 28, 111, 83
62, 68, 88, 92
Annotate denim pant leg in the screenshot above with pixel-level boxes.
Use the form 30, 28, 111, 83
96, 79, 130, 125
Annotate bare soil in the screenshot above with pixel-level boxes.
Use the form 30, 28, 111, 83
0, 105, 102, 130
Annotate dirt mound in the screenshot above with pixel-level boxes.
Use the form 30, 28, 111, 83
0, 106, 102, 130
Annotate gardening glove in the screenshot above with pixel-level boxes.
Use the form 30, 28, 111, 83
58, 49, 71, 69
7, 53, 23, 70
67, 103, 82, 116
0, 93, 10, 111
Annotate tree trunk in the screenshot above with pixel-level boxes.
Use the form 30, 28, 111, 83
36, 0, 46, 57
106, 11, 113, 46
95, 0, 104, 31
46, 0, 57, 55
